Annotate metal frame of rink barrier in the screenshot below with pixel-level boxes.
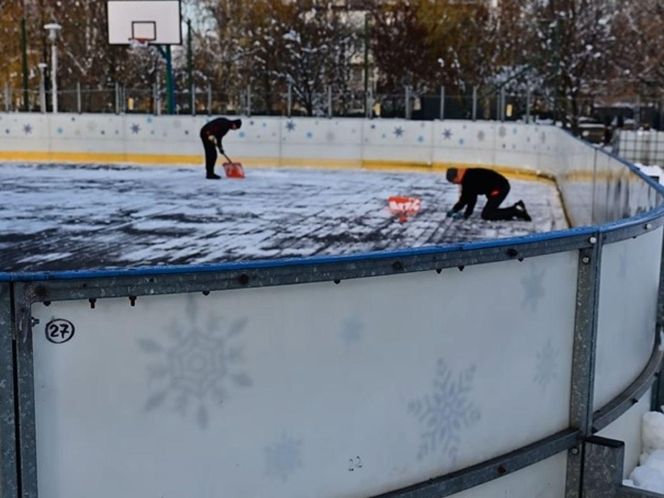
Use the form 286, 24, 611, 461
3, 147, 664, 498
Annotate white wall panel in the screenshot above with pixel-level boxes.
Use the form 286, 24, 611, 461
31, 251, 578, 498
594, 228, 662, 410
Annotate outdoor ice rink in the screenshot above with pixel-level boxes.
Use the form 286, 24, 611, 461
0, 162, 568, 272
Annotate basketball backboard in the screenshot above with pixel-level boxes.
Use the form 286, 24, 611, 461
107, 0, 182, 45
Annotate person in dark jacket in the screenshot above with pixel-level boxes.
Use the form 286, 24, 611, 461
446, 167, 531, 221
199, 117, 242, 179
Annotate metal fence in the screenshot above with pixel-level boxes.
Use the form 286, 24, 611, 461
2, 81, 663, 131
615, 130, 664, 167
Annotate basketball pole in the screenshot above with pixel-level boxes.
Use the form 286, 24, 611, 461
156, 45, 176, 114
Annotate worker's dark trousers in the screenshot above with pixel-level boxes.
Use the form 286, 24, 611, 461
480, 187, 520, 220
201, 137, 218, 176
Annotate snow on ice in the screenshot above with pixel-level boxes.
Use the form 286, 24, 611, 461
0, 162, 568, 272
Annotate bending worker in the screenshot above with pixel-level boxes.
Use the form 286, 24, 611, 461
199, 117, 242, 180
446, 167, 531, 221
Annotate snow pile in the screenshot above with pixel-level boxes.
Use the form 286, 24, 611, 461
625, 412, 664, 493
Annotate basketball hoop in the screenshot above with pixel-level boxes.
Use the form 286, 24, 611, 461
128, 37, 150, 49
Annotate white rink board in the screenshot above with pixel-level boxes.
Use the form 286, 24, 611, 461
594, 228, 662, 410
32, 252, 578, 498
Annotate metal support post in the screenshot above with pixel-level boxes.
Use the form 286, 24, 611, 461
500, 87, 506, 121
565, 241, 603, 498
327, 86, 332, 118
0, 284, 17, 498
114, 82, 120, 114
4, 83, 10, 112
206, 82, 211, 116
472, 86, 478, 121
247, 84, 251, 117
21, 17, 29, 111
38, 64, 47, 113
526, 87, 531, 124
287, 83, 292, 117
191, 84, 196, 116
440, 86, 445, 120
76, 82, 82, 113
405, 85, 411, 119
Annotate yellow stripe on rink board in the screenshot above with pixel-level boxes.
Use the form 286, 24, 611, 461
0, 149, 565, 185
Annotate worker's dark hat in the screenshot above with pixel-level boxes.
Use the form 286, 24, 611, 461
446, 168, 458, 182
232, 119, 242, 129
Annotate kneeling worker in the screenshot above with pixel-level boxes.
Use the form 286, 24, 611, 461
199, 117, 242, 179
446, 167, 531, 221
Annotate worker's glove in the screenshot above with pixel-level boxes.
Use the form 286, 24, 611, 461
207, 135, 217, 145
446, 210, 463, 220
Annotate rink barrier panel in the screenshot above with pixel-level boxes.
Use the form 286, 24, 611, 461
2, 215, 664, 498
0, 284, 17, 498
2, 120, 664, 497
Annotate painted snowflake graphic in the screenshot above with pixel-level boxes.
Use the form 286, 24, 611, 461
139, 297, 252, 429
534, 339, 559, 389
285, 120, 296, 132
265, 433, 303, 481
477, 130, 485, 141
22, 124, 32, 134
498, 126, 507, 138
408, 359, 481, 462
521, 266, 546, 312
442, 129, 452, 139
417, 135, 424, 143
306, 131, 313, 139
130, 123, 140, 134
340, 315, 363, 347
394, 126, 404, 137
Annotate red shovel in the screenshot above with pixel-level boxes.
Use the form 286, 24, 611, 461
222, 153, 245, 179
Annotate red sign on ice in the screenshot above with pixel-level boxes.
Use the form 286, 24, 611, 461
388, 195, 421, 222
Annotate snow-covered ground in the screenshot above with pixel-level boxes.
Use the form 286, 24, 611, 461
0, 163, 568, 272
626, 412, 664, 494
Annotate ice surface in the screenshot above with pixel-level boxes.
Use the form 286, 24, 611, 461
0, 163, 568, 272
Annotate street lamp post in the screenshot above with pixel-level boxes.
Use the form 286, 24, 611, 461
38, 63, 47, 113
44, 23, 61, 112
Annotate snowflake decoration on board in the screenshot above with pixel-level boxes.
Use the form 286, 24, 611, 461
22, 124, 32, 134
417, 135, 424, 143
498, 126, 507, 138
285, 120, 296, 132
408, 359, 481, 462
130, 123, 140, 134
394, 126, 404, 137
306, 131, 313, 139
4, 129, 8, 134
534, 339, 559, 389
238, 131, 245, 138
442, 129, 452, 139
146, 116, 153, 123
56, 127, 63, 134
521, 266, 546, 312
477, 130, 485, 142
138, 296, 252, 429
265, 433, 303, 482
340, 316, 363, 347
